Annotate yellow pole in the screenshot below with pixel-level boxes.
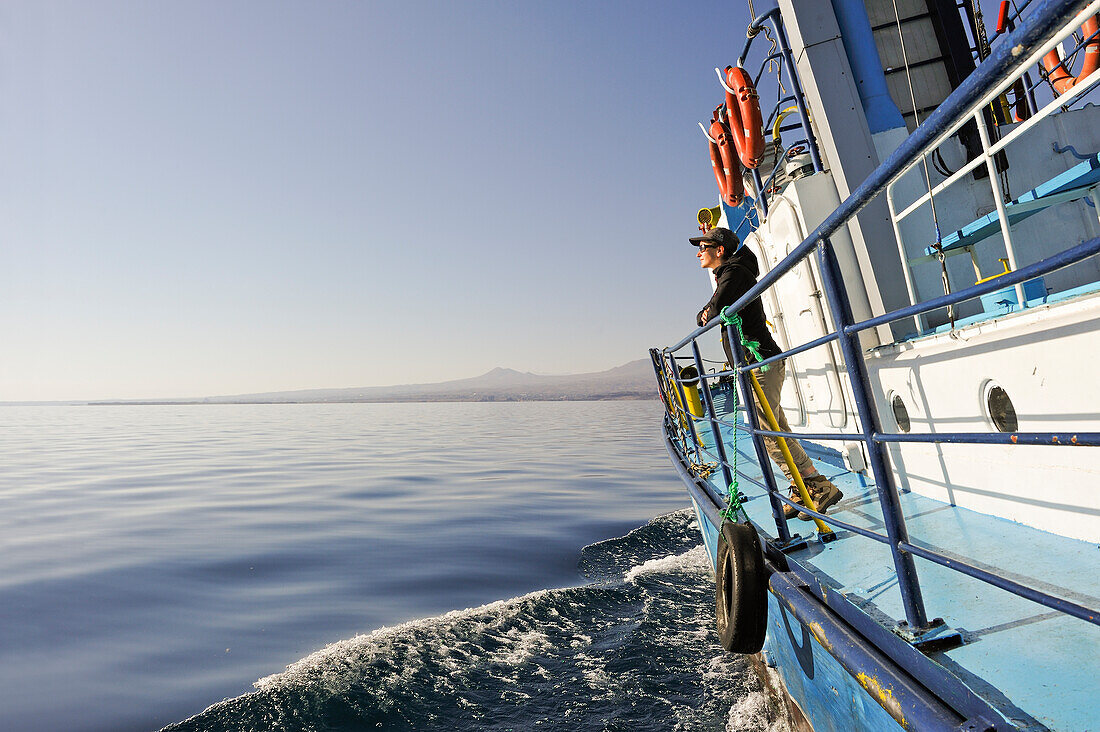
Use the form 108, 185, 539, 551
747, 371, 833, 536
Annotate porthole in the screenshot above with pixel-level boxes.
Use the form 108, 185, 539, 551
984, 382, 1018, 433
890, 393, 911, 433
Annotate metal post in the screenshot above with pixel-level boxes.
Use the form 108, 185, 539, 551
691, 341, 736, 497
727, 324, 797, 544
664, 350, 705, 462
973, 111, 1027, 307
752, 168, 769, 219
816, 238, 931, 632
885, 182, 926, 333
772, 15, 824, 173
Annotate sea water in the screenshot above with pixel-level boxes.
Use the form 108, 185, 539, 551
0, 401, 780, 731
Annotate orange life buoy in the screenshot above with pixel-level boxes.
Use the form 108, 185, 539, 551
710, 109, 745, 207
708, 137, 729, 201
1042, 15, 1100, 94
723, 66, 766, 169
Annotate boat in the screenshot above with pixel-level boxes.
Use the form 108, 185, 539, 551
651, 0, 1100, 729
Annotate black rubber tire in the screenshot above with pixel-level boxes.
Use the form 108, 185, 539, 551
715, 520, 768, 653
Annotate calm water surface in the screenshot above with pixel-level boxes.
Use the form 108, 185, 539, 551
0, 402, 778, 731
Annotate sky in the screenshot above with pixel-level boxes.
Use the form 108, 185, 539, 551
2, 0, 759, 401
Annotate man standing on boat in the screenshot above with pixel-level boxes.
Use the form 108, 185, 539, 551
690, 226, 842, 519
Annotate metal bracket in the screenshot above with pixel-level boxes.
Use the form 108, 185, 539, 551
774, 534, 809, 553
893, 616, 964, 652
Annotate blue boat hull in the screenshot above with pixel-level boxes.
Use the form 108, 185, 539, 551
690, 498, 908, 731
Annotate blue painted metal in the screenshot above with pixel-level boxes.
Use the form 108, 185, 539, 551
1052, 142, 1095, 161
817, 238, 931, 631
777, 563, 999, 725
691, 341, 736, 500
720, 196, 758, 243
899, 540, 1100, 626
737, 7, 824, 175
661, 4, 1100, 633
726, 326, 798, 544
830, 0, 907, 133
668, 405, 1100, 724
740, 332, 836, 372
751, 168, 769, 219
744, 426, 1100, 448
876, 431, 1100, 446
669, 431, 1016, 727
668, 0, 1097, 355
658, 2, 1100, 728
852, 234, 1100, 334
920, 153, 1100, 258
768, 570, 965, 730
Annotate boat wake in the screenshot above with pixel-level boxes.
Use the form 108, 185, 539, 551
163, 510, 783, 732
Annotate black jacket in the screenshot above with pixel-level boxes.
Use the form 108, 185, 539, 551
696, 247, 781, 363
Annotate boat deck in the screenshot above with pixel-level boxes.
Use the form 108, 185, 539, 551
696, 410, 1100, 731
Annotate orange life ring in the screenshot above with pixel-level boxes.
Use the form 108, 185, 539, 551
723, 66, 766, 169
708, 137, 731, 202
710, 109, 745, 207
1041, 15, 1100, 94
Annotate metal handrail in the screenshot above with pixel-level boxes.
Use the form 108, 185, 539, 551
670, 0, 1099, 354
736, 6, 823, 179
657, 0, 1100, 636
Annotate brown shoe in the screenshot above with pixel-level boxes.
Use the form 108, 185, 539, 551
782, 485, 805, 519
798, 475, 843, 520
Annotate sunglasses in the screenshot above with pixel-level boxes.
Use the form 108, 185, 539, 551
696, 243, 721, 252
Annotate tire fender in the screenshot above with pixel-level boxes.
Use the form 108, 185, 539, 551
715, 520, 768, 654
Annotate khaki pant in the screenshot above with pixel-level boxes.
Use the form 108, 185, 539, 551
749, 360, 816, 481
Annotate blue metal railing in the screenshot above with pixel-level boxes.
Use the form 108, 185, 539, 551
655, 0, 1100, 635
728, 6, 823, 222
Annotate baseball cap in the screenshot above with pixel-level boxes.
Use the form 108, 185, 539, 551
688, 227, 740, 249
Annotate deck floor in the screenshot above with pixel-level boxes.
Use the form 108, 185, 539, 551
699, 414, 1100, 731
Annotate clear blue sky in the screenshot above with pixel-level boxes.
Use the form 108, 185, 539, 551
3, 1, 751, 401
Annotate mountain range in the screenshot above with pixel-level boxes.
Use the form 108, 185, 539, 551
86, 359, 660, 405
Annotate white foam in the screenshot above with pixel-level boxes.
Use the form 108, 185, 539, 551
623, 544, 709, 583
254, 588, 555, 689
725, 690, 790, 732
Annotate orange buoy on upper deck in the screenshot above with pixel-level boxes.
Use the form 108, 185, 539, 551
722, 66, 766, 169
709, 107, 745, 207
1041, 15, 1100, 94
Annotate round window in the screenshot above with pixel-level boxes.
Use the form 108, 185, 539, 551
985, 383, 1018, 433
890, 393, 911, 433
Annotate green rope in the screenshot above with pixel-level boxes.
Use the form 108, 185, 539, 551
718, 307, 768, 371
719, 373, 745, 522
716, 306, 771, 521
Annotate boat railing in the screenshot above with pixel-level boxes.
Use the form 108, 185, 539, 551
733, 6, 822, 221
990, 0, 1100, 116
653, 0, 1100, 641
888, 0, 1100, 329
